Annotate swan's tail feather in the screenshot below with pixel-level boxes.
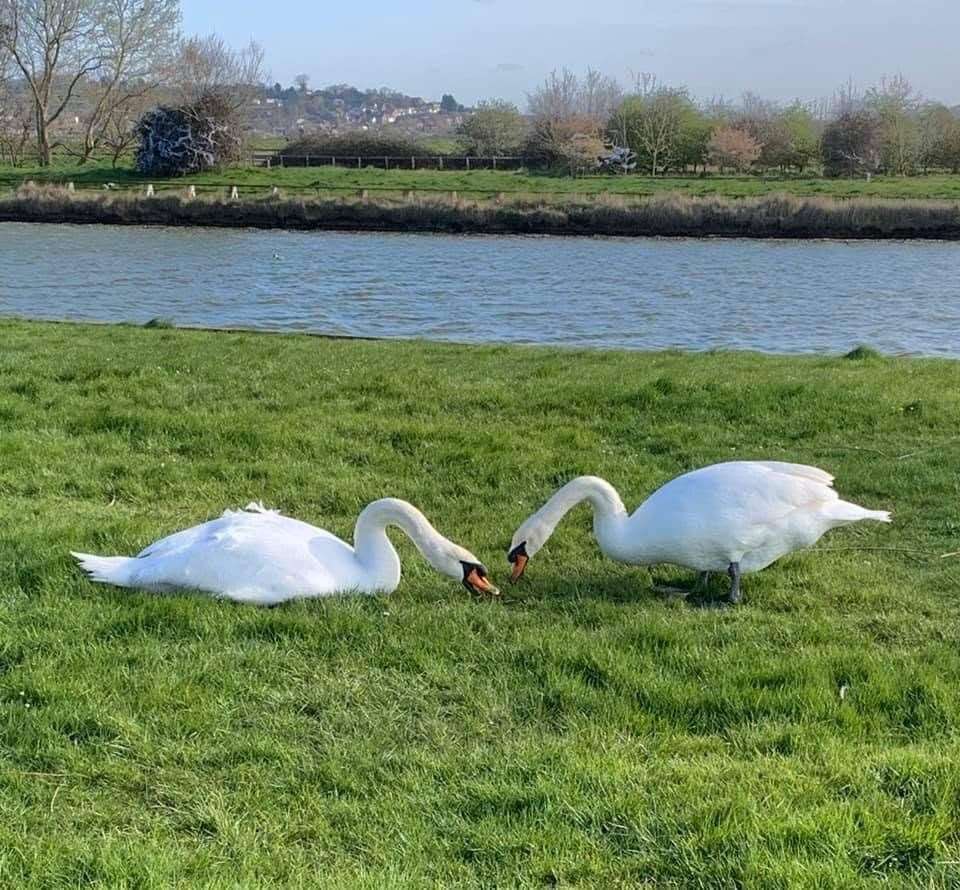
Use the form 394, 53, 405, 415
826, 502, 892, 525
71, 552, 137, 587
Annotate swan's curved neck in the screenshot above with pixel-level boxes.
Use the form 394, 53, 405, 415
522, 476, 629, 557
353, 498, 451, 586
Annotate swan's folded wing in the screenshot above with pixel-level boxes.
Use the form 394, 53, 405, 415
136, 504, 288, 560
727, 465, 839, 549
747, 461, 835, 487
134, 511, 351, 598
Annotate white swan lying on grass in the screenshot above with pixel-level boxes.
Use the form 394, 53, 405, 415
507, 461, 890, 604
73, 499, 498, 605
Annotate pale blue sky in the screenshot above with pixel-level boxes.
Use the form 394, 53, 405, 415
182, 1, 960, 106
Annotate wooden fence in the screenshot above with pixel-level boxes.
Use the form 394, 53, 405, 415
247, 152, 525, 171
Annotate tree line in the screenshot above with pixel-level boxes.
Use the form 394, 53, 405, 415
3, 5, 958, 179
459, 70, 960, 177
0, 0, 262, 167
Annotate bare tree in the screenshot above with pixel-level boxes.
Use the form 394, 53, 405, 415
527, 67, 580, 120
174, 34, 265, 111
0, 0, 106, 164
0, 41, 33, 163
294, 72, 309, 93
578, 67, 623, 124
524, 112, 603, 174
98, 86, 153, 166
136, 34, 265, 174
75, 0, 179, 162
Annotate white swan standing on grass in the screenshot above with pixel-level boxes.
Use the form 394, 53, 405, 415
507, 461, 891, 604
73, 499, 499, 605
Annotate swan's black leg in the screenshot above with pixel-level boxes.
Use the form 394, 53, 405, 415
726, 562, 742, 604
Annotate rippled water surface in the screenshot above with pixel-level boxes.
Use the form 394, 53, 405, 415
2, 222, 958, 355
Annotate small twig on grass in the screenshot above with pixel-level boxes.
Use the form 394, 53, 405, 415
49, 782, 65, 814
820, 444, 890, 458
941, 551, 960, 560
807, 546, 945, 560
897, 436, 960, 460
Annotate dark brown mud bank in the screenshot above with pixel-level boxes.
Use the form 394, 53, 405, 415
3, 187, 960, 239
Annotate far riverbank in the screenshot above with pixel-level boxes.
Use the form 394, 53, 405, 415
2, 185, 960, 239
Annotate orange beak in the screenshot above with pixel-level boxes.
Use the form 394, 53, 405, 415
465, 567, 500, 597
510, 552, 529, 583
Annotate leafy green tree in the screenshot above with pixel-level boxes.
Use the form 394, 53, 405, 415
779, 104, 819, 172
608, 83, 697, 175
918, 103, 960, 172
866, 75, 921, 174
674, 104, 713, 172
440, 93, 461, 112
457, 100, 527, 156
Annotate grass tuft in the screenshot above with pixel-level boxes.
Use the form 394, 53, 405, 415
845, 345, 884, 360
143, 316, 175, 329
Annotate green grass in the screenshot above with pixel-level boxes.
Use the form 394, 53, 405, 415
1, 318, 960, 887
4, 158, 960, 200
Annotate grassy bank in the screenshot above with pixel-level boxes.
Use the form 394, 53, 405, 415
4, 159, 960, 200
1, 318, 959, 887
3, 184, 960, 238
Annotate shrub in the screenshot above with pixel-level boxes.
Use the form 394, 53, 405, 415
136, 93, 242, 177
523, 114, 604, 173
279, 133, 440, 161
821, 110, 881, 178
708, 126, 762, 173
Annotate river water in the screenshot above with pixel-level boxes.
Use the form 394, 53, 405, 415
2, 222, 958, 355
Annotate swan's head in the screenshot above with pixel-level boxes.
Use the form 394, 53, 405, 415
507, 517, 547, 582
431, 541, 500, 597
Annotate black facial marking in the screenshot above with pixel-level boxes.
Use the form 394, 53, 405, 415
507, 542, 528, 564
461, 561, 488, 591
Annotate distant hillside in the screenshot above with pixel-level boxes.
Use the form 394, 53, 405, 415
248, 83, 468, 139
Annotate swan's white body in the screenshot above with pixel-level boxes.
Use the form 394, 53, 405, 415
510, 461, 890, 583
73, 499, 494, 605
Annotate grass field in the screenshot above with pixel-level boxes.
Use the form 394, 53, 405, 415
4, 158, 960, 200
1, 319, 959, 887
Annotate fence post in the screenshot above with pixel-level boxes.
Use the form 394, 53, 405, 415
358, 157, 361, 169
466, 157, 470, 171
411, 156, 416, 170
384, 156, 389, 170
492, 157, 497, 170
266, 157, 271, 170
439, 157, 444, 170
305, 155, 310, 166
332, 156, 336, 167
